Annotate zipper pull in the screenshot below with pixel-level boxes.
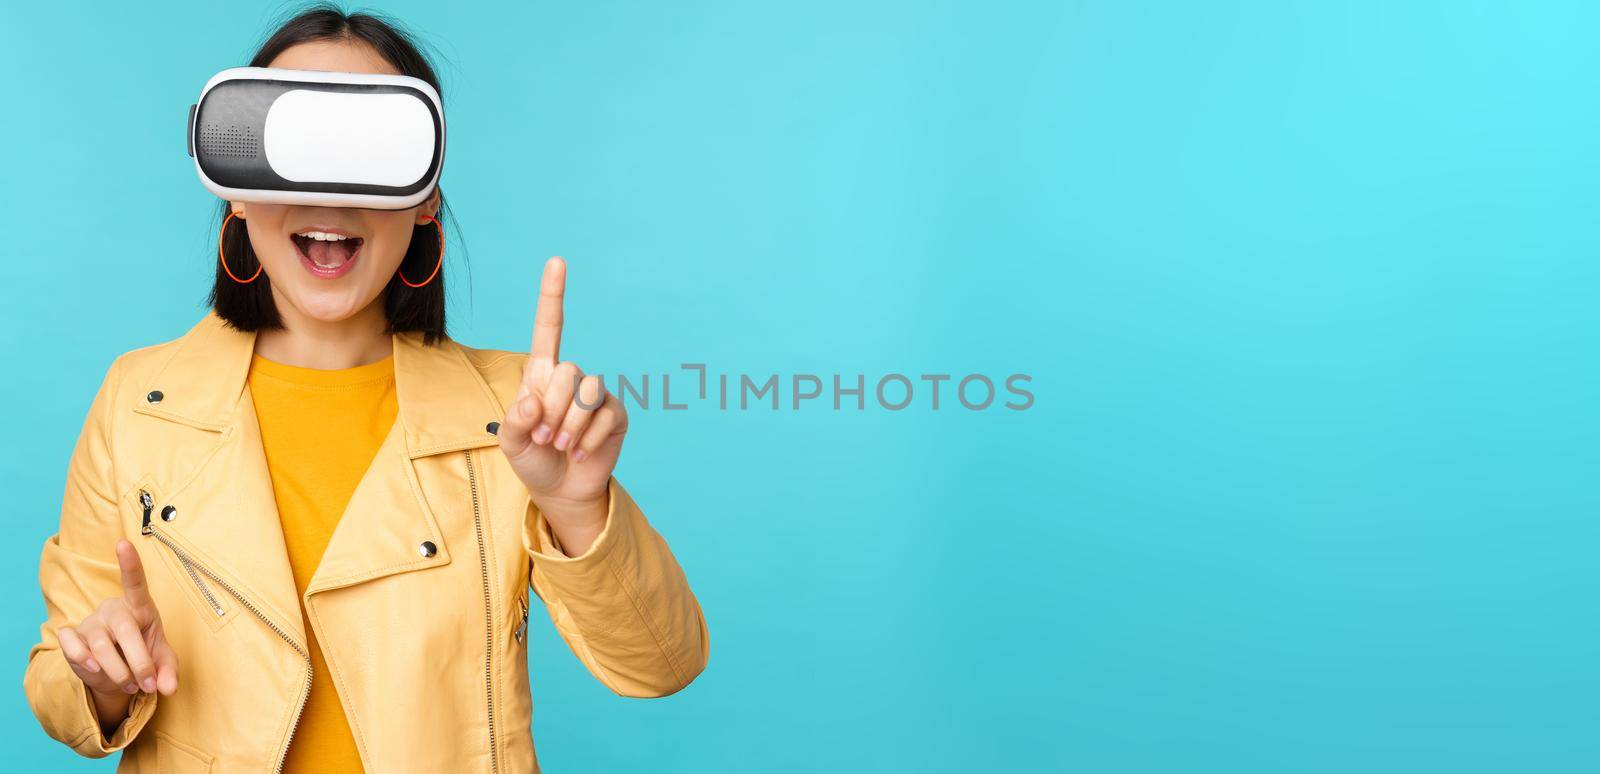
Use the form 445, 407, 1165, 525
514, 595, 530, 644
139, 490, 154, 535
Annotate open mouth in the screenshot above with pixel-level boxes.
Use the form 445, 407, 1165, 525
291, 230, 365, 277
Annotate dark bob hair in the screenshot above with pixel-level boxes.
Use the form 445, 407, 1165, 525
206, 3, 457, 345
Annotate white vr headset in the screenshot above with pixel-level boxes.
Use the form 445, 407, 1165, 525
188, 67, 445, 210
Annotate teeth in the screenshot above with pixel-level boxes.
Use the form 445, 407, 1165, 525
295, 230, 352, 241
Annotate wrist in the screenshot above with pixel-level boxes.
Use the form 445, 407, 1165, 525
529, 488, 610, 557
89, 687, 133, 735
529, 489, 608, 530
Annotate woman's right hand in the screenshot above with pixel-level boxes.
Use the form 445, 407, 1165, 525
55, 539, 179, 730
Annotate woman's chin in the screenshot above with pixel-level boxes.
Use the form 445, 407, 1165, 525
280, 283, 381, 324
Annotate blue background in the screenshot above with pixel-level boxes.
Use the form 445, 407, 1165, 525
3, 1, 1597, 771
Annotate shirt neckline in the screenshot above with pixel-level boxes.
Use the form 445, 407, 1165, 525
249, 352, 395, 389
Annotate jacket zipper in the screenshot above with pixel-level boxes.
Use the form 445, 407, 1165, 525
175, 553, 225, 617
514, 592, 530, 644
140, 492, 226, 617
464, 449, 500, 774
138, 489, 312, 774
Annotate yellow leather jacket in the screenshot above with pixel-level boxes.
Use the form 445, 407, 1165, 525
24, 311, 709, 772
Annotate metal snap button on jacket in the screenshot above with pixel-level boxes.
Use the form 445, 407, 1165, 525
419, 540, 437, 558
146, 390, 164, 404
160, 505, 177, 522
486, 421, 500, 435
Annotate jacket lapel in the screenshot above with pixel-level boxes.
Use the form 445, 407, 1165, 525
131, 312, 304, 638
305, 329, 505, 594
131, 311, 508, 626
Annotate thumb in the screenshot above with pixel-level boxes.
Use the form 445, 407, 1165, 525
152, 636, 180, 696
498, 389, 546, 459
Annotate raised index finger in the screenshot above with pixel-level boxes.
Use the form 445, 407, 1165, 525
531, 257, 567, 363
116, 539, 156, 624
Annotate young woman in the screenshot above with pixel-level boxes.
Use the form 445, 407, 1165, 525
23, 8, 707, 772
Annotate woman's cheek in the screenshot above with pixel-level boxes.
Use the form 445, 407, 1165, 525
373, 235, 409, 276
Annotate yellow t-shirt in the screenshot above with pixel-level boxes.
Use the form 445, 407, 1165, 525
248, 351, 398, 774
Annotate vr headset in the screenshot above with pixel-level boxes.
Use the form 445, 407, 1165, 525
187, 67, 445, 210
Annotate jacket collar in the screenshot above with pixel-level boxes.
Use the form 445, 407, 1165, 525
124, 311, 505, 644
133, 310, 502, 456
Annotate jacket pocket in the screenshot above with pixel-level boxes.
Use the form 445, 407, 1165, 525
155, 731, 213, 773
133, 483, 235, 632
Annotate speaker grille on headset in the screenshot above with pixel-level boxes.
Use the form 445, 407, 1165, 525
198, 123, 259, 159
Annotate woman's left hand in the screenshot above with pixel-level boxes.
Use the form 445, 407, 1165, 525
496, 257, 628, 551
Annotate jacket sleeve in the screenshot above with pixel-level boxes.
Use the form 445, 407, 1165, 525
524, 478, 709, 697
24, 356, 159, 756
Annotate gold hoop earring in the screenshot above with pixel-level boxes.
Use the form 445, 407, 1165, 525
398, 215, 444, 288
218, 211, 262, 284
